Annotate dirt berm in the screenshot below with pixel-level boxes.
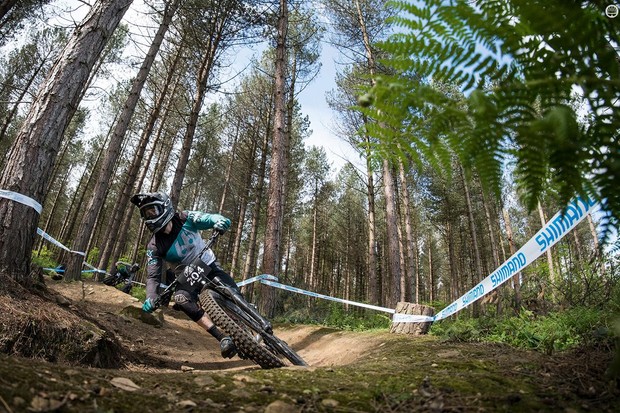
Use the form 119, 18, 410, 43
0, 276, 618, 412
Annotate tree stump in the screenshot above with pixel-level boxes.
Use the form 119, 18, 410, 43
390, 302, 435, 335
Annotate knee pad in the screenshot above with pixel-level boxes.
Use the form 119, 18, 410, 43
173, 290, 204, 322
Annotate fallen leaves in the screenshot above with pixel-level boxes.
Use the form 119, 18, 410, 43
110, 377, 140, 392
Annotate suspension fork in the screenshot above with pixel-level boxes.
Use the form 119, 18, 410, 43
212, 277, 273, 334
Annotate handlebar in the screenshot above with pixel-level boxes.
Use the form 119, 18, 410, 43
151, 230, 221, 309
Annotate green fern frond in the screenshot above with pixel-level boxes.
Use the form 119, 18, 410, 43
359, 0, 619, 230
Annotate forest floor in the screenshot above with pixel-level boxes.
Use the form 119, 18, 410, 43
0, 274, 618, 413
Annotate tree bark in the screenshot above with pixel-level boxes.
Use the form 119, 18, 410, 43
0, 55, 47, 143
0, 0, 133, 279
259, 0, 288, 317
170, 7, 224, 206
0, 0, 17, 23
537, 201, 555, 300
461, 165, 482, 315
391, 302, 435, 335
64, 0, 176, 281
230, 132, 257, 279
365, 134, 379, 305
383, 158, 402, 308
241, 125, 270, 297
398, 159, 416, 302
503, 207, 522, 312
99, 35, 184, 272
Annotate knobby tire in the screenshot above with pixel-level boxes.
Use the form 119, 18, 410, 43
199, 290, 306, 369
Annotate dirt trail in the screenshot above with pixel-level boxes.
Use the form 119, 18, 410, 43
46, 279, 380, 371
0, 277, 617, 413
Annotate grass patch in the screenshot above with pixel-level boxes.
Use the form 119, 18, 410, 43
275, 301, 391, 331
430, 306, 618, 354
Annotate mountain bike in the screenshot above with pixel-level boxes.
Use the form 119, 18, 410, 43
151, 231, 307, 369
101, 271, 133, 294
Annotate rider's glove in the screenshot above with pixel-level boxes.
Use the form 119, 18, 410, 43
142, 298, 155, 313
213, 217, 231, 233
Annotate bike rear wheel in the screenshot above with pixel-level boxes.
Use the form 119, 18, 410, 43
199, 290, 306, 368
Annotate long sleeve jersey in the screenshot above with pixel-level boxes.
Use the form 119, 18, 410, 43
144, 210, 225, 301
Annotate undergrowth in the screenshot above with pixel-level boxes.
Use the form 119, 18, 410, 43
274, 301, 391, 331
430, 306, 618, 354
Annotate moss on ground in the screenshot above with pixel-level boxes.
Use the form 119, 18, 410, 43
1, 331, 618, 412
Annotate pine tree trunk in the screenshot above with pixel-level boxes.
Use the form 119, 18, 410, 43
241, 128, 270, 297
391, 302, 435, 335
365, 134, 379, 305
0, 56, 47, 143
64, 0, 176, 281
586, 214, 607, 275
398, 159, 416, 303
99, 37, 184, 272
37, 167, 72, 255
461, 165, 483, 315
383, 159, 402, 308
56, 145, 103, 264
446, 220, 459, 301
259, 0, 288, 318
503, 207, 522, 312
309, 183, 318, 290
481, 187, 500, 268
0, 0, 18, 22
537, 201, 555, 300
427, 234, 433, 303
0, 0, 133, 279
230, 133, 258, 279
395, 169, 407, 301
218, 127, 239, 213
170, 18, 220, 206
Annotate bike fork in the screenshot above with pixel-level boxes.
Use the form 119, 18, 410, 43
214, 278, 273, 334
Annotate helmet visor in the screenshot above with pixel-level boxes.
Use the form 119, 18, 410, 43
139, 202, 164, 223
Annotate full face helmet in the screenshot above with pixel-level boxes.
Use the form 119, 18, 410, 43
131, 263, 140, 272
130, 192, 174, 233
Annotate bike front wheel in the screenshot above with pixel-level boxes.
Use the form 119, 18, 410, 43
199, 290, 306, 369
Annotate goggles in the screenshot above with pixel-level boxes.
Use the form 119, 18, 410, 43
139, 201, 165, 223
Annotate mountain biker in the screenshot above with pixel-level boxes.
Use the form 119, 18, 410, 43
130, 191, 238, 359
112, 261, 139, 294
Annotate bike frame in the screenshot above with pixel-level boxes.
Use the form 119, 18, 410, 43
152, 230, 271, 332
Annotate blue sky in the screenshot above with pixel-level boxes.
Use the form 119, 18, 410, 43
296, 43, 361, 175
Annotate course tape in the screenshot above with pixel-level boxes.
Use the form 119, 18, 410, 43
43, 267, 107, 274
37, 228, 108, 273
237, 273, 278, 287
0, 189, 42, 214
37, 228, 86, 256
429, 196, 598, 322
1, 190, 107, 274
259, 279, 396, 314
249, 196, 597, 325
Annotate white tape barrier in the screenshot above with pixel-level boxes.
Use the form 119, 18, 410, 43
1, 189, 105, 273
6, 188, 599, 323
0, 189, 42, 214
37, 228, 86, 256
246, 196, 598, 325
425, 196, 598, 323
82, 262, 109, 274
37, 228, 107, 274
247, 274, 429, 323
259, 279, 397, 314
237, 273, 278, 287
